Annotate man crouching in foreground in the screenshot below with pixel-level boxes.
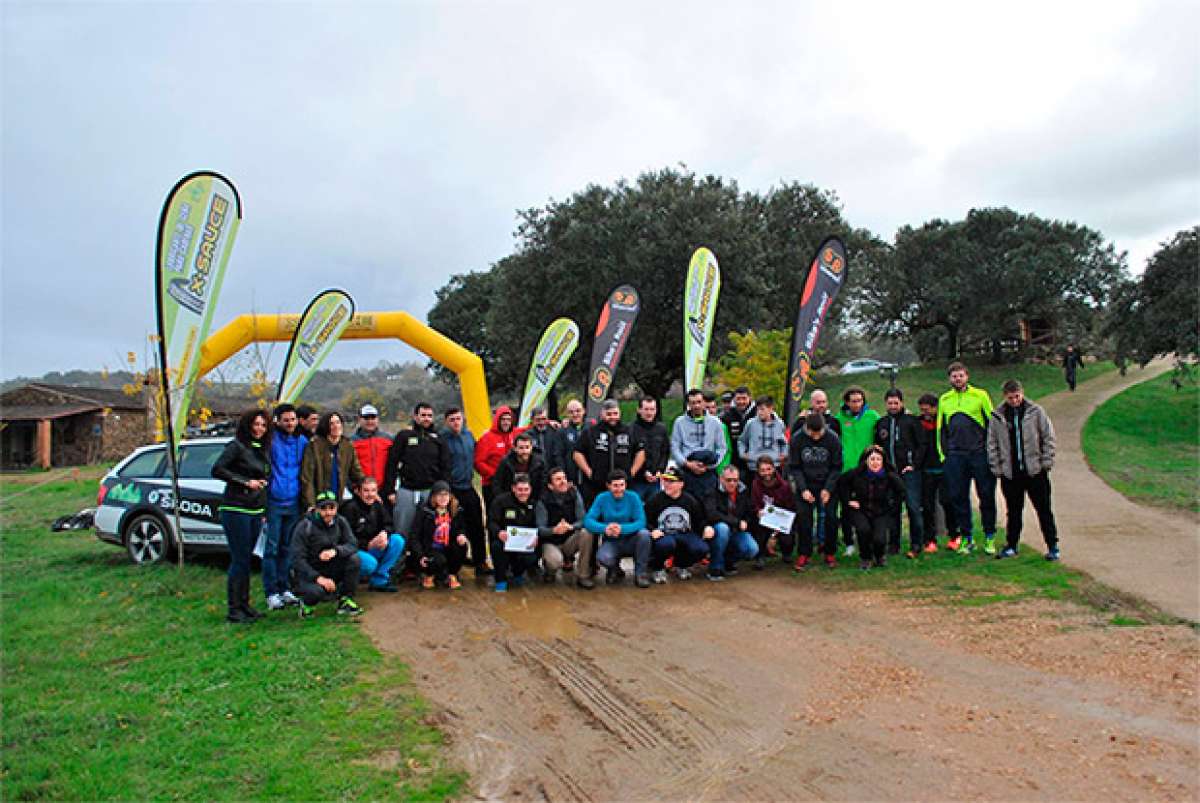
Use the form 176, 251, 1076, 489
291, 491, 363, 618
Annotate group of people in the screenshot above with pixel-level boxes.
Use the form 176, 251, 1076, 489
211, 361, 1061, 622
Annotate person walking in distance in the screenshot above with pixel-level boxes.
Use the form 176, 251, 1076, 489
1063, 344, 1084, 392
937, 362, 998, 555
987, 379, 1060, 561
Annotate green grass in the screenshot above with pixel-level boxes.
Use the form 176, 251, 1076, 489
0, 476, 463, 801
622, 361, 1115, 424
1081, 371, 1200, 513
791, 541, 1182, 624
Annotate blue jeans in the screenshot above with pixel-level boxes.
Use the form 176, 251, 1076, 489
714, 522, 758, 569
358, 534, 406, 587
943, 451, 997, 538
263, 503, 300, 597
596, 531, 652, 577
221, 509, 261, 583
669, 531, 709, 570
890, 469, 924, 550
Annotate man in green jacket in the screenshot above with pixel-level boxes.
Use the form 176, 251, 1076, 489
936, 362, 998, 555
833, 386, 881, 557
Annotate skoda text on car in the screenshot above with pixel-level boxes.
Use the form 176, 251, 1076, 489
94, 438, 231, 564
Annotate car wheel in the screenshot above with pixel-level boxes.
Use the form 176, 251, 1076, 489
123, 513, 174, 565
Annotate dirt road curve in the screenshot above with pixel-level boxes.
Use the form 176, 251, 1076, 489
366, 365, 1199, 800
368, 576, 1197, 801
1032, 360, 1199, 622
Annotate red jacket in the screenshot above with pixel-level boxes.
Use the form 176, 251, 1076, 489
474, 406, 517, 487
751, 474, 796, 516
352, 427, 393, 487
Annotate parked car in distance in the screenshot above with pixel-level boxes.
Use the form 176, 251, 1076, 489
94, 438, 232, 564
839, 358, 899, 375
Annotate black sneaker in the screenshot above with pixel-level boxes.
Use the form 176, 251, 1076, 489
605, 567, 626, 585
368, 583, 399, 593
576, 576, 595, 590
753, 557, 766, 571
725, 565, 740, 577
706, 569, 726, 582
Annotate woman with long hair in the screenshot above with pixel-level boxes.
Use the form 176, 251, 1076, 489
212, 408, 272, 623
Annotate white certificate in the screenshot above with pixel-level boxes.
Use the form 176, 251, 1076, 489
759, 504, 795, 533
504, 526, 538, 553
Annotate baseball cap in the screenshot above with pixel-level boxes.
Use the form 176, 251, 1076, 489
660, 467, 682, 482
360, 404, 379, 417
315, 491, 339, 508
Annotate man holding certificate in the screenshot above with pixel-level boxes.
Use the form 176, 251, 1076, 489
487, 473, 541, 593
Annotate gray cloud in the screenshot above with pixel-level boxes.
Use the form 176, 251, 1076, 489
3, 1, 1197, 379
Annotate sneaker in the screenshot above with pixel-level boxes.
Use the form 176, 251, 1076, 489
280, 590, 301, 606
576, 576, 595, 590
753, 557, 766, 571
298, 603, 315, 619
922, 541, 939, 554
996, 547, 1017, 559
337, 597, 363, 617
675, 567, 692, 581
875, 556, 886, 568
448, 575, 462, 589
605, 567, 626, 585
266, 593, 286, 610
956, 538, 975, 555
421, 576, 435, 590
843, 544, 858, 558
726, 565, 740, 577
542, 571, 556, 585
1045, 547, 1060, 562
369, 582, 400, 593
794, 555, 810, 571
706, 569, 726, 582
983, 535, 998, 556
946, 536, 962, 552
652, 570, 668, 584
904, 550, 917, 560
635, 575, 651, 588
824, 554, 837, 569
859, 561, 872, 571
494, 581, 508, 593
510, 574, 527, 588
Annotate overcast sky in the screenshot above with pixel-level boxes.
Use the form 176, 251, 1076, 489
3, 1, 1197, 381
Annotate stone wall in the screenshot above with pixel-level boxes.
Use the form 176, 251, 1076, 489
101, 410, 152, 462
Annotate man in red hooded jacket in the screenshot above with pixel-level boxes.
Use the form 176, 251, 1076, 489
474, 405, 516, 512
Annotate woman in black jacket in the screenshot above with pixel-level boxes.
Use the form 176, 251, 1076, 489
212, 409, 272, 623
412, 481, 469, 589
841, 445, 905, 571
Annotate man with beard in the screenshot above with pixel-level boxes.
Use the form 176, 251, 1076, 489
629, 396, 669, 502
535, 467, 595, 588
493, 432, 547, 504
671, 388, 728, 500
574, 399, 645, 506
383, 402, 451, 538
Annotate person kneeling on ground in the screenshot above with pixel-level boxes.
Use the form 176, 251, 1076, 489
413, 481, 469, 589
751, 457, 798, 567
703, 465, 760, 577
535, 467, 596, 589
842, 446, 905, 571
488, 473, 541, 593
585, 470, 651, 588
340, 477, 405, 593
291, 491, 363, 618
644, 467, 723, 582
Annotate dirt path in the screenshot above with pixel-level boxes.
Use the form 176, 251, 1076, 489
365, 365, 1200, 800
367, 575, 1198, 801
1028, 360, 1200, 622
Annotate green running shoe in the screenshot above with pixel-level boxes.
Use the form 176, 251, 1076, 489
956, 538, 975, 555
298, 603, 315, 620
337, 597, 364, 617
983, 535, 997, 555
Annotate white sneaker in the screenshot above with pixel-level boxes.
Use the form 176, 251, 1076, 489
675, 567, 692, 581
652, 570, 668, 584
843, 544, 857, 558
266, 593, 286, 610
280, 590, 301, 606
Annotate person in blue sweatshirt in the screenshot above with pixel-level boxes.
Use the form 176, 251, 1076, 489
585, 470, 652, 588
264, 403, 307, 610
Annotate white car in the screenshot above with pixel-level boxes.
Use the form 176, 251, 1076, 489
839, 358, 898, 376
94, 437, 233, 564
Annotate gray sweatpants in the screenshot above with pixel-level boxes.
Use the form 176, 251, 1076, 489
392, 487, 431, 537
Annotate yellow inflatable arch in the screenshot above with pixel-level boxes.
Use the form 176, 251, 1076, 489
196, 311, 491, 437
